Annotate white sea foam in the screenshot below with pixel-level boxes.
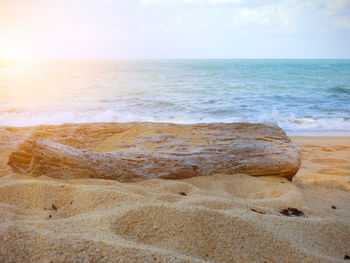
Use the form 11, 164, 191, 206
1, 108, 349, 136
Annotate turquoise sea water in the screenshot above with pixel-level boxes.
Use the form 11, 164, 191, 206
0, 59, 349, 134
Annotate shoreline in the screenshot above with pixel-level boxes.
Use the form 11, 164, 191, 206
2, 121, 350, 137
287, 131, 350, 137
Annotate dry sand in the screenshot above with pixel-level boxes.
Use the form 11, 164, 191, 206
0, 124, 349, 262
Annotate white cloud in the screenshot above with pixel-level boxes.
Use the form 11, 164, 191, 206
319, 0, 350, 29
231, 7, 272, 26
334, 16, 350, 28
227, 1, 299, 34
324, 0, 350, 11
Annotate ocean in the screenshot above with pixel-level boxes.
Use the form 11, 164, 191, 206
0, 59, 349, 135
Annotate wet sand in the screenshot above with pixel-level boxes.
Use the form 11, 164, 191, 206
292, 136, 350, 192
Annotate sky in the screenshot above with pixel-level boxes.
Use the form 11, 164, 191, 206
0, 0, 350, 59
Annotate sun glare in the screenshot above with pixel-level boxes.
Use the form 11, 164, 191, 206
0, 46, 34, 66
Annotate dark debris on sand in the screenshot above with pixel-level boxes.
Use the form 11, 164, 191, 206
280, 207, 304, 217
251, 209, 266, 214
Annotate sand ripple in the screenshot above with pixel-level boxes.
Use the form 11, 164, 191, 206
0, 173, 349, 262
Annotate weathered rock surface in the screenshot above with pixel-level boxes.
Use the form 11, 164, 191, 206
8, 122, 300, 181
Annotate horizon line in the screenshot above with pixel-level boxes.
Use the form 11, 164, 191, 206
11, 57, 350, 61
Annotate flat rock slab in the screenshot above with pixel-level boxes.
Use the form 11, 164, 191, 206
8, 122, 300, 181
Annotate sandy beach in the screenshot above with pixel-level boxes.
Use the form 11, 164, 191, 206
0, 123, 349, 262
